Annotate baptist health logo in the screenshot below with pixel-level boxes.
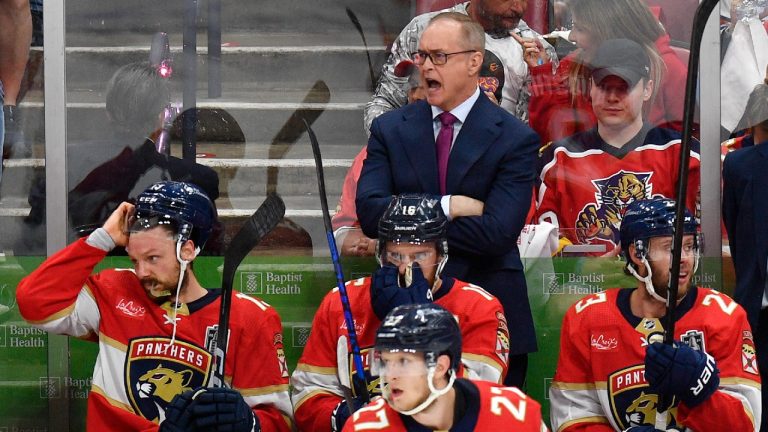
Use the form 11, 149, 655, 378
240, 271, 302, 295
292, 325, 311, 348
543, 272, 605, 295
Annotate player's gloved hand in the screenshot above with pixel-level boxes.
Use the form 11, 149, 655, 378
371, 263, 432, 321
190, 387, 260, 432
160, 390, 198, 432
331, 397, 366, 432
645, 342, 719, 407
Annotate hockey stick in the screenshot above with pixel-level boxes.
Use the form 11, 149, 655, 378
210, 193, 286, 388
656, 1, 718, 429
346, 7, 377, 90
305, 117, 370, 405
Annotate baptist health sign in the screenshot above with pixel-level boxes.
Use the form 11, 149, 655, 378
543, 272, 606, 295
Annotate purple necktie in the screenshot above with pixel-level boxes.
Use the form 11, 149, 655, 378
436, 112, 457, 195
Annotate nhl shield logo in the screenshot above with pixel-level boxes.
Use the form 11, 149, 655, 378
126, 337, 212, 422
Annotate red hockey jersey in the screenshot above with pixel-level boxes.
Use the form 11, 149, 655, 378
342, 379, 547, 432
550, 287, 761, 432
537, 126, 700, 256
16, 238, 293, 432
291, 276, 509, 432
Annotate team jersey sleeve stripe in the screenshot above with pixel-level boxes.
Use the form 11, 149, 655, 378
549, 380, 600, 391
294, 363, 338, 375
550, 387, 607, 431
239, 383, 291, 397
26, 288, 100, 338
90, 384, 136, 414
461, 354, 503, 384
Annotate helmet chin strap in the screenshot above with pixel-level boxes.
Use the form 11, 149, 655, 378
168, 241, 200, 345
433, 254, 448, 291
388, 367, 456, 416
627, 256, 667, 303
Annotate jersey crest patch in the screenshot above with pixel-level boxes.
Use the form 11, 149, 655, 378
126, 337, 212, 422
742, 337, 759, 375
575, 170, 656, 246
495, 311, 510, 365
274, 333, 289, 378
590, 329, 619, 352
607, 364, 678, 430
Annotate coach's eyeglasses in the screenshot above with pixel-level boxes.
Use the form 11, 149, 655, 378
410, 50, 476, 65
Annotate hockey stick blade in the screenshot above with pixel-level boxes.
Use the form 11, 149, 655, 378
211, 193, 286, 387
304, 117, 370, 403
267, 80, 331, 194
346, 7, 376, 90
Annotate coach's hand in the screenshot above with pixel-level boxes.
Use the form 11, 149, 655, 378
160, 390, 198, 432
645, 342, 719, 407
371, 264, 432, 321
191, 387, 259, 432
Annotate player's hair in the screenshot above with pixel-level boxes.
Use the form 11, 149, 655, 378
568, 0, 664, 113
105, 61, 170, 136
428, 12, 486, 53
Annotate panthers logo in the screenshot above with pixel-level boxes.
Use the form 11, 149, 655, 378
136, 364, 194, 405
608, 365, 679, 430
126, 337, 212, 422
576, 171, 655, 245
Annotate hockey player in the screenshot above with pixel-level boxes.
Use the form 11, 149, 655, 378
536, 39, 699, 256
291, 194, 510, 432
16, 181, 293, 431
343, 303, 547, 431
550, 198, 761, 431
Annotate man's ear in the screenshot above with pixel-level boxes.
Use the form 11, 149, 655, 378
468, 50, 483, 75
434, 354, 452, 379
179, 239, 197, 262
642, 79, 654, 101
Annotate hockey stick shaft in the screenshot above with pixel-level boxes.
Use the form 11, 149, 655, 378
346, 7, 376, 90
304, 118, 370, 403
657, 1, 718, 429
211, 193, 286, 388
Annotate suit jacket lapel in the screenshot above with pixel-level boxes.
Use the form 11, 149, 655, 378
400, 101, 440, 192
446, 96, 498, 192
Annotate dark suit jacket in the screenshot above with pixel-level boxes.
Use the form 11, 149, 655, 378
723, 141, 768, 330
356, 95, 540, 353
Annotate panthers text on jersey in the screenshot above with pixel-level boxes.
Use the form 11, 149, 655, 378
537, 125, 700, 256
16, 238, 293, 431
550, 287, 761, 432
342, 379, 547, 432
291, 276, 509, 432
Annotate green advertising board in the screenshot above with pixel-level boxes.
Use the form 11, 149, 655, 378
0, 254, 729, 430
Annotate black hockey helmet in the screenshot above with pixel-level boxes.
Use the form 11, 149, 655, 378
377, 194, 448, 258
375, 303, 462, 372
131, 181, 216, 250
620, 198, 698, 261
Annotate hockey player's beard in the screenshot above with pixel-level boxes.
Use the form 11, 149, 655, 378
142, 270, 188, 304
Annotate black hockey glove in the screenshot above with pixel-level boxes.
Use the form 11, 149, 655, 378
160, 390, 198, 432
330, 396, 366, 432
645, 342, 719, 408
371, 263, 432, 321
622, 427, 665, 432
191, 387, 260, 432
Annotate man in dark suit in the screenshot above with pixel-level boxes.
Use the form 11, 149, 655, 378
722, 69, 768, 432
356, 11, 540, 388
